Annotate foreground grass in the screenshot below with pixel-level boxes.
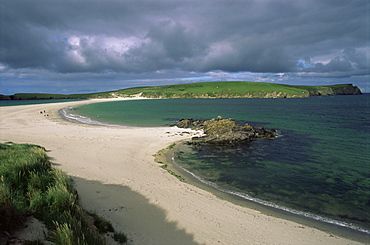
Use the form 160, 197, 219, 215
0, 142, 127, 244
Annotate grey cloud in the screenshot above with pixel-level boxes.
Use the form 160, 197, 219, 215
301, 49, 369, 75
0, 0, 368, 94
146, 21, 206, 62
2, 1, 368, 72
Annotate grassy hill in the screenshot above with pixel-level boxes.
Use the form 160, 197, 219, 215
114, 81, 309, 98
0, 91, 113, 100
1, 81, 362, 100
111, 81, 362, 98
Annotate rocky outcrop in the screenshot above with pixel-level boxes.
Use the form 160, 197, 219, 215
174, 116, 278, 144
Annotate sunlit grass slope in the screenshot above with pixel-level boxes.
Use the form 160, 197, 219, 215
115, 81, 311, 98
1, 81, 361, 100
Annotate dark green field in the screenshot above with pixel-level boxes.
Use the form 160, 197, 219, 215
1, 81, 361, 100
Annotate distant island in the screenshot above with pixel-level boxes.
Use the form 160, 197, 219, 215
0, 81, 362, 100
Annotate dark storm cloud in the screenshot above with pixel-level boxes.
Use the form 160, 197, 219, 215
0, 0, 369, 94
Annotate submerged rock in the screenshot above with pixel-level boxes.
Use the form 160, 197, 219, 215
174, 116, 278, 144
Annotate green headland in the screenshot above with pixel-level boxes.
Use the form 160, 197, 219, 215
1, 81, 362, 100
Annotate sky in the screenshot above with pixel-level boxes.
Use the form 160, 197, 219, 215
1, 0, 369, 95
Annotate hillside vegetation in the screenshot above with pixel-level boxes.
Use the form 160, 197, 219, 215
114, 82, 361, 98
1, 81, 361, 100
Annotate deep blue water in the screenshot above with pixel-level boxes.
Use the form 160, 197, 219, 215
61, 95, 370, 233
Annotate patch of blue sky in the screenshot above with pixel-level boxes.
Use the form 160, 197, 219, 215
54, 36, 68, 41
296, 60, 315, 70
182, 76, 212, 80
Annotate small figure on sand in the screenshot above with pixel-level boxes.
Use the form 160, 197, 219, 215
40, 110, 48, 116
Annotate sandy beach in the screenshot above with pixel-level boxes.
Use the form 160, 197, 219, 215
0, 99, 367, 245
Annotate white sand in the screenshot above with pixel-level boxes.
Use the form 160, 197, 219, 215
0, 99, 366, 245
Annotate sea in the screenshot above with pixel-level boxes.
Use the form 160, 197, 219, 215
4, 95, 369, 239
0, 99, 83, 107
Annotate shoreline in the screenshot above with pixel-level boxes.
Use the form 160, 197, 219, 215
158, 142, 370, 243
1, 99, 368, 244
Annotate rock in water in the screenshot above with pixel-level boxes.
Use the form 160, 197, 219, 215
174, 116, 278, 144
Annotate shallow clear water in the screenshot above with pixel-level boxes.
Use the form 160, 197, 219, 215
72, 95, 370, 232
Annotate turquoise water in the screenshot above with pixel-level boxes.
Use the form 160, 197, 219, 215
0, 99, 83, 107
71, 96, 370, 233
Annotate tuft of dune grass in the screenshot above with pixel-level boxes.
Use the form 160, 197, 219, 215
0, 142, 127, 244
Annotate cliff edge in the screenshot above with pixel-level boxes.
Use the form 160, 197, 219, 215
303, 84, 362, 96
